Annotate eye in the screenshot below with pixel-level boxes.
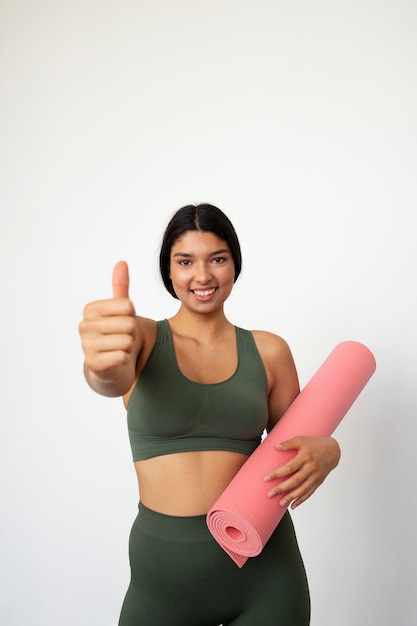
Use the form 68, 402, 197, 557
212, 256, 226, 264
178, 259, 192, 266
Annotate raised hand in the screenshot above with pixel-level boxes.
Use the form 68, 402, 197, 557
79, 261, 138, 394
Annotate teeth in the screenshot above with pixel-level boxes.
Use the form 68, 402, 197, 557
194, 288, 216, 297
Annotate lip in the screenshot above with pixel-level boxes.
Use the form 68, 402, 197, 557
191, 287, 217, 300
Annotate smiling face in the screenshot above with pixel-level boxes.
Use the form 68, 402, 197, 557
169, 230, 236, 313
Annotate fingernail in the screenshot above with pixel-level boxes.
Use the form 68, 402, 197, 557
268, 490, 277, 498
279, 499, 289, 507
264, 476, 271, 482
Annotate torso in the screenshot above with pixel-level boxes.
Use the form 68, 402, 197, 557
169, 321, 238, 384
125, 315, 275, 516
134, 450, 249, 515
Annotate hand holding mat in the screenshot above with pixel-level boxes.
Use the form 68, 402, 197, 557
206, 340, 376, 567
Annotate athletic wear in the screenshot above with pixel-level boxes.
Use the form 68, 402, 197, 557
127, 319, 269, 461
118, 503, 310, 626
120, 319, 310, 625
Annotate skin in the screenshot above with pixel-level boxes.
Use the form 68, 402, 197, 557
79, 230, 340, 516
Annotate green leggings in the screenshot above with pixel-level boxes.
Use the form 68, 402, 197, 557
118, 502, 310, 626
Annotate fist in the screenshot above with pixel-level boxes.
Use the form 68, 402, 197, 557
79, 261, 137, 380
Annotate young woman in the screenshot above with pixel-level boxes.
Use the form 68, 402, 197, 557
79, 204, 341, 625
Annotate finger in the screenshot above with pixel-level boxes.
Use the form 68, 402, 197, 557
82, 314, 137, 335
85, 333, 136, 354
265, 456, 302, 481
268, 474, 316, 505
266, 465, 310, 498
112, 260, 130, 299
82, 299, 135, 321
86, 349, 133, 373
286, 480, 321, 509
271, 464, 325, 504
263, 446, 302, 482
274, 436, 304, 451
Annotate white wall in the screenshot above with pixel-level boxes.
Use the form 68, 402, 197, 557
1, 1, 416, 624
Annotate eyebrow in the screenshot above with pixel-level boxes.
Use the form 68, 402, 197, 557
173, 248, 230, 258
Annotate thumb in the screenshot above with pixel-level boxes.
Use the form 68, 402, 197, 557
112, 260, 130, 299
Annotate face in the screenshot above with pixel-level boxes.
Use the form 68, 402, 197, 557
169, 230, 235, 312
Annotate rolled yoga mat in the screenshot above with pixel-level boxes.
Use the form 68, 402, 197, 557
206, 340, 376, 567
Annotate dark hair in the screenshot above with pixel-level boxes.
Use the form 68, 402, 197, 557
159, 204, 242, 299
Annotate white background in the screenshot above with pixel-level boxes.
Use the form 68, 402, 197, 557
1, 1, 416, 625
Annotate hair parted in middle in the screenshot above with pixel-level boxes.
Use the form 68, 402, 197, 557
159, 204, 242, 299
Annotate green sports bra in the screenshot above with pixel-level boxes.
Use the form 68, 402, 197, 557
127, 319, 269, 461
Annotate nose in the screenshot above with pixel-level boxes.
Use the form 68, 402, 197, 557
195, 261, 213, 283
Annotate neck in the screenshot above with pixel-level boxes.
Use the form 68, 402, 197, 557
169, 307, 233, 340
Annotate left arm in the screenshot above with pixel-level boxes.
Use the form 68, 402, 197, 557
253, 331, 341, 509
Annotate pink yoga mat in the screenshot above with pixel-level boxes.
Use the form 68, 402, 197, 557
207, 340, 376, 567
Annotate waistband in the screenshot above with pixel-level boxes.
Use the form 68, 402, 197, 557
136, 502, 214, 543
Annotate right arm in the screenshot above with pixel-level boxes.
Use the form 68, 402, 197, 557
78, 260, 145, 398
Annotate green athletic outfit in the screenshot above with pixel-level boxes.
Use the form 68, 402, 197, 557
118, 319, 310, 625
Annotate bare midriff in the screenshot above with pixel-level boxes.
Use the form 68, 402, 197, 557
134, 450, 249, 516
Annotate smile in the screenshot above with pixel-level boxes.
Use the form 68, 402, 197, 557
193, 288, 217, 297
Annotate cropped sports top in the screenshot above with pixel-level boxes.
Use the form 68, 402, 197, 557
127, 319, 269, 461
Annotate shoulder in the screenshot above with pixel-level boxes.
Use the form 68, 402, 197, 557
135, 315, 158, 354
250, 329, 294, 363
128, 315, 159, 376
136, 314, 158, 335
250, 329, 298, 393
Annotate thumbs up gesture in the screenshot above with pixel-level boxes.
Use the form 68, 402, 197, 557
79, 261, 138, 395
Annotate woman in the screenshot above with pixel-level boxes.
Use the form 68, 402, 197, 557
79, 204, 340, 625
